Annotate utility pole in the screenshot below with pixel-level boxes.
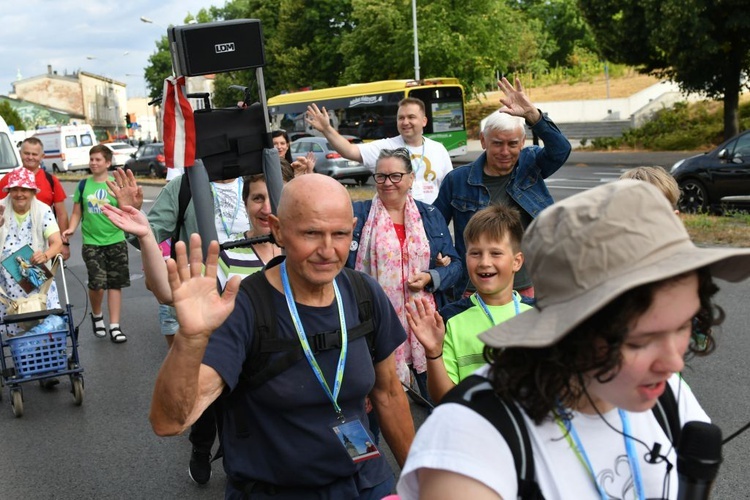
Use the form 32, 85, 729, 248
412, 0, 420, 81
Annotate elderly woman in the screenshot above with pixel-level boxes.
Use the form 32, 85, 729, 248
348, 147, 461, 392
0, 167, 63, 336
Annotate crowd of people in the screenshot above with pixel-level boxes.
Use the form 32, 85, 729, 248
16, 76, 750, 499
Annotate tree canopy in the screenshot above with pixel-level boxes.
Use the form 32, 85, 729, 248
579, 0, 750, 139
143, 0, 598, 106
0, 101, 24, 131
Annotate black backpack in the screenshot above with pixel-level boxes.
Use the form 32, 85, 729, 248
441, 375, 682, 500
224, 266, 377, 440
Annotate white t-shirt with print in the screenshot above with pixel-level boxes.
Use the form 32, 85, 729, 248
211, 178, 250, 244
398, 372, 708, 500
358, 136, 452, 204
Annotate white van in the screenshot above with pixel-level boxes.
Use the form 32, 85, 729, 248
33, 124, 97, 172
0, 116, 23, 175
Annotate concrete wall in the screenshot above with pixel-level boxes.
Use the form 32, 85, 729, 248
480, 81, 705, 139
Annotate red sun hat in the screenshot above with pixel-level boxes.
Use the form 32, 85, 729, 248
3, 167, 40, 193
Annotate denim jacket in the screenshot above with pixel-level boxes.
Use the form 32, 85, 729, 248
347, 199, 462, 308
433, 113, 571, 293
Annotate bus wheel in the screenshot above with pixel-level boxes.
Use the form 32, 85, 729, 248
53, 164, 60, 173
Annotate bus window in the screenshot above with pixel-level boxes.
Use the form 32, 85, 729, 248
81, 134, 94, 147
65, 135, 79, 148
408, 87, 465, 134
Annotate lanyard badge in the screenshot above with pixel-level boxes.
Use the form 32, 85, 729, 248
279, 261, 381, 462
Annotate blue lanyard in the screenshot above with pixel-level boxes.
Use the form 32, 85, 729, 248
620, 409, 646, 499
557, 409, 645, 500
473, 291, 521, 326
280, 261, 348, 421
408, 140, 426, 174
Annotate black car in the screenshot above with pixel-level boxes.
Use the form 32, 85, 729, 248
124, 142, 167, 178
671, 130, 750, 212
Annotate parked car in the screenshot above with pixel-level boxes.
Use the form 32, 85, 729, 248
670, 130, 750, 212
290, 137, 372, 184
124, 142, 167, 178
104, 142, 138, 168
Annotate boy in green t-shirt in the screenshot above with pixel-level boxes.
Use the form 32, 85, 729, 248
407, 205, 531, 403
63, 145, 129, 343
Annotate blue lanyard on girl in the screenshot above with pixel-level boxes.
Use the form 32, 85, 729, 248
557, 408, 645, 500
210, 178, 243, 239
474, 291, 521, 326
280, 261, 348, 422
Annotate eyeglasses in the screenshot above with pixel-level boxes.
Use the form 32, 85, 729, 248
373, 172, 407, 184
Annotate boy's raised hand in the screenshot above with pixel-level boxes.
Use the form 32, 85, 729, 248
406, 297, 445, 359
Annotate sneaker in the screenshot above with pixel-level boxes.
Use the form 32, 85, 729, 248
188, 448, 212, 485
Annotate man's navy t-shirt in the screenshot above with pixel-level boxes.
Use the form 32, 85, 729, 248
203, 263, 406, 499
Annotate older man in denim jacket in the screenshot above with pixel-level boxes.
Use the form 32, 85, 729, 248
434, 77, 571, 298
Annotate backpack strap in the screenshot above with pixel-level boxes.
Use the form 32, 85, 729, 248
171, 174, 192, 258
44, 170, 56, 217
652, 380, 681, 446
77, 179, 87, 220
229, 266, 375, 440
238, 267, 375, 391
441, 375, 545, 500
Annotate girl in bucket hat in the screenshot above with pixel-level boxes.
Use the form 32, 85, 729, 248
397, 180, 750, 499
0, 167, 64, 337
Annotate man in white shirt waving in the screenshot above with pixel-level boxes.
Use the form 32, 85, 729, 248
306, 98, 453, 204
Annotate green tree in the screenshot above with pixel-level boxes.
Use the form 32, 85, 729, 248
517, 0, 597, 68
0, 101, 24, 130
579, 0, 750, 139
341, 0, 550, 98
339, 0, 412, 84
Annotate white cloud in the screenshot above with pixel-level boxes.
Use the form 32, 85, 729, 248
0, 0, 225, 97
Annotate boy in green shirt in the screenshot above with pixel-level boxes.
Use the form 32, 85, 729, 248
63, 145, 129, 343
407, 205, 531, 403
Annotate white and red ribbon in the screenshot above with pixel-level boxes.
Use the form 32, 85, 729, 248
161, 76, 196, 169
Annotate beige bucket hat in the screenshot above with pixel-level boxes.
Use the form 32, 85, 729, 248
480, 180, 750, 349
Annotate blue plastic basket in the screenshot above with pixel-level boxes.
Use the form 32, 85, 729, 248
8, 330, 67, 377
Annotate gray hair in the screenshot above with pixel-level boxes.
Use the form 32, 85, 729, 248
482, 111, 526, 140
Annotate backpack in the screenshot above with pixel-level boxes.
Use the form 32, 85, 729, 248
77, 179, 87, 220
441, 375, 682, 500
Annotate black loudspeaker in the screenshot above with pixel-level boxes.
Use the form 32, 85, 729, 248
194, 102, 269, 182
169, 19, 265, 77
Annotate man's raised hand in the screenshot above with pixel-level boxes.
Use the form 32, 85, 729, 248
167, 234, 240, 342
497, 76, 541, 124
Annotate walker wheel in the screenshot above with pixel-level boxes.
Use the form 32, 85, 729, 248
11, 389, 23, 417
72, 377, 84, 406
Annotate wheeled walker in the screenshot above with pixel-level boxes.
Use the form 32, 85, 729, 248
0, 255, 84, 417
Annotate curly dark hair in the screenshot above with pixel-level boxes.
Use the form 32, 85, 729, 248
485, 268, 723, 425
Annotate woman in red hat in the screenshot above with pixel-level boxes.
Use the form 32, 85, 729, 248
0, 167, 64, 335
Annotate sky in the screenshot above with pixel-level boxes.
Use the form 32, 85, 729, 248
0, 0, 225, 98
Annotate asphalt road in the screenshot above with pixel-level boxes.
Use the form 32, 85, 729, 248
0, 157, 748, 498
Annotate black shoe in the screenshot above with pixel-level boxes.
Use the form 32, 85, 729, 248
40, 378, 60, 389
188, 448, 212, 485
